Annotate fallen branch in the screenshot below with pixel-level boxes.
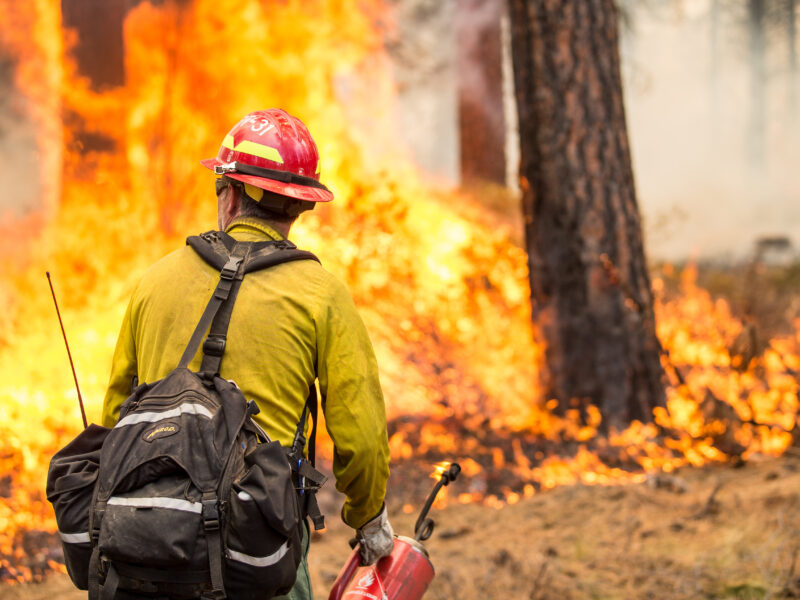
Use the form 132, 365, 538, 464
691, 482, 724, 520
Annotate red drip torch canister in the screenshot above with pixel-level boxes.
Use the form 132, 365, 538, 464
329, 536, 434, 600
329, 462, 460, 600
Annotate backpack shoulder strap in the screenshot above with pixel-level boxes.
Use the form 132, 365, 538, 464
177, 244, 245, 370
187, 230, 320, 274
184, 231, 320, 374
186, 230, 237, 271
243, 238, 319, 272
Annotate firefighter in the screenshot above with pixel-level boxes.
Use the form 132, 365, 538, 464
101, 108, 394, 599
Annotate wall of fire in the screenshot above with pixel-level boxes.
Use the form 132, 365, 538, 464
1, 0, 798, 261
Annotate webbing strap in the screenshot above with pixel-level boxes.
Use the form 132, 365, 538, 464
305, 490, 325, 531
291, 384, 326, 530
199, 271, 246, 374
88, 545, 101, 600
99, 564, 119, 600
308, 385, 319, 467
203, 491, 225, 599
177, 252, 244, 370
185, 231, 319, 375
207, 527, 224, 598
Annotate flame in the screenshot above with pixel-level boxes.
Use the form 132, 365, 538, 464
0, 0, 798, 582
430, 461, 451, 481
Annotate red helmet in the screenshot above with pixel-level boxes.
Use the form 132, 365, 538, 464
201, 109, 333, 203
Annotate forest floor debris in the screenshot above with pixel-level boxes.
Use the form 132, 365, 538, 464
8, 454, 800, 599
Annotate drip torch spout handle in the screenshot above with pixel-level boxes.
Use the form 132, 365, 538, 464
414, 462, 461, 542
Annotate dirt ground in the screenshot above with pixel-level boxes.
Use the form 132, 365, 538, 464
7, 454, 800, 600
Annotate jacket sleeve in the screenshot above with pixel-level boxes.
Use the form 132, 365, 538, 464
316, 278, 390, 529
101, 294, 138, 428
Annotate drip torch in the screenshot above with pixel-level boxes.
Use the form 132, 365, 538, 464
329, 462, 461, 600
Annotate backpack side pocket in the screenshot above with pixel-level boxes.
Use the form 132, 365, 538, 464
224, 441, 302, 599
46, 424, 111, 589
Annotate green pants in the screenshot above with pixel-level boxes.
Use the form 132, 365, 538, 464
274, 520, 312, 600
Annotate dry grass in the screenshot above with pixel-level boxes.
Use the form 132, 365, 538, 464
11, 454, 800, 599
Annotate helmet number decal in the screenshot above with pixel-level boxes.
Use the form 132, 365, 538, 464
243, 115, 275, 137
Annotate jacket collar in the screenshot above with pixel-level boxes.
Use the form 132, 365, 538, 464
225, 217, 285, 241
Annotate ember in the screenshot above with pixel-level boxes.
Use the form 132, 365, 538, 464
0, 0, 797, 584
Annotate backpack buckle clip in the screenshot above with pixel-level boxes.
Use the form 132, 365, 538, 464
203, 335, 226, 357
202, 499, 220, 531
220, 256, 243, 280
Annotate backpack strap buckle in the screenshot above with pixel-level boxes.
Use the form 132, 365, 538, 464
201, 492, 225, 597
272, 239, 297, 250
202, 335, 226, 358
202, 497, 220, 532
220, 255, 243, 280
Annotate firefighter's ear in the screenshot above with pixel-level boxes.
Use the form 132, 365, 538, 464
217, 182, 242, 230
226, 185, 241, 220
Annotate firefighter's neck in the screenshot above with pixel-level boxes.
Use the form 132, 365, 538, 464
217, 187, 293, 238
261, 219, 292, 238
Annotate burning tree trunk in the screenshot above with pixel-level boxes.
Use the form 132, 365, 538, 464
61, 0, 126, 152
507, 0, 665, 430
61, 0, 126, 91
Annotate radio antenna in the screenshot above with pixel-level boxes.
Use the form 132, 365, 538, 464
46, 272, 88, 428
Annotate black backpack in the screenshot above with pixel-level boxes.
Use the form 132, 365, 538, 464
46, 231, 327, 599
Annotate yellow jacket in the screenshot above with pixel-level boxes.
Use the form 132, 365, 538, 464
101, 217, 389, 528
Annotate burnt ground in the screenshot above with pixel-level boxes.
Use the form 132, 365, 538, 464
8, 454, 800, 600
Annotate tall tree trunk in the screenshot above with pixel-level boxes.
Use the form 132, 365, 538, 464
61, 0, 126, 91
507, 0, 664, 430
61, 0, 127, 152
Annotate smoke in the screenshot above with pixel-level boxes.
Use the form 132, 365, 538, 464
620, 0, 800, 262
387, 0, 799, 262
383, 0, 460, 183
5, 0, 797, 263
0, 52, 42, 219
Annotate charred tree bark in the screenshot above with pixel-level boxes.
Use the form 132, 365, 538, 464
507, 0, 665, 430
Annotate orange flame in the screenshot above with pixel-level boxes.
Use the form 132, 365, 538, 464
0, 0, 798, 582
430, 461, 451, 481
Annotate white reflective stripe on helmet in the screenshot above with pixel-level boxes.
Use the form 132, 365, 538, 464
107, 496, 202, 514
227, 541, 289, 568
115, 403, 214, 428
59, 531, 90, 544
